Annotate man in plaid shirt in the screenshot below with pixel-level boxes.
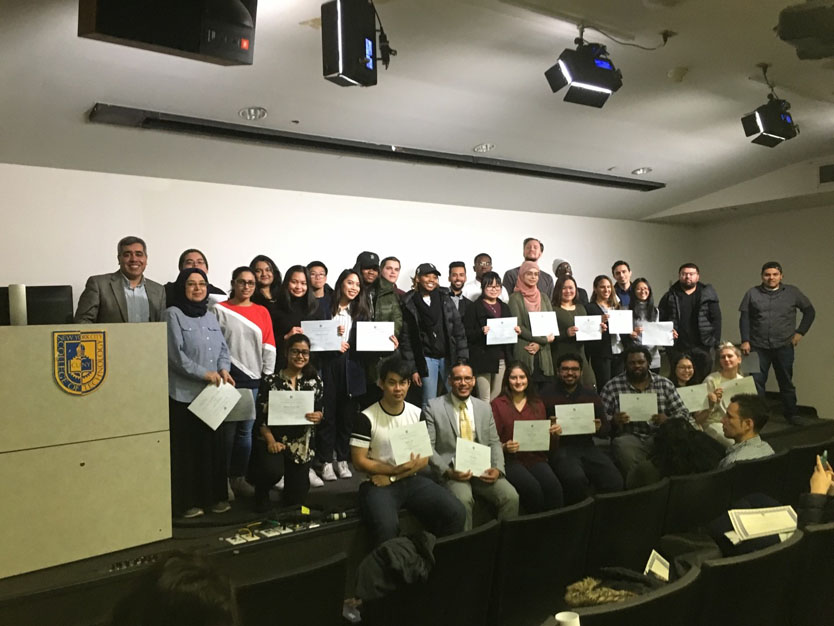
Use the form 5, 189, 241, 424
600, 345, 690, 476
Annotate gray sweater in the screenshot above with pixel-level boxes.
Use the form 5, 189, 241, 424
739, 283, 815, 349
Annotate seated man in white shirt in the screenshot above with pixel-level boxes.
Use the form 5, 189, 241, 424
350, 356, 465, 546
719, 393, 775, 468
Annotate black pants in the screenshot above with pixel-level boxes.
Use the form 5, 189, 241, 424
169, 398, 227, 515
251, 437, 311, 508
318, 355, 358, 464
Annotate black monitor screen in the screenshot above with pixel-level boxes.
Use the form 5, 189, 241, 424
0, 286, 74, 325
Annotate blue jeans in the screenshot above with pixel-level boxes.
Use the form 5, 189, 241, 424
358, 474, 466, 546
550, 444, 624, 504
421, 357, 447, 407
223, 388, 257, 478
753, 345, 796, 417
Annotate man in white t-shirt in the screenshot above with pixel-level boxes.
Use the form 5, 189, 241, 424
350, 356, 466, 545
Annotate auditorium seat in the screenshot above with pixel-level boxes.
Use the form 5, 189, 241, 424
730, 450, 790, 503
235, 553, 347, 626
538, 564, 701, 626
361, 520, 500, 626
783, 437, 834, 505
696, 530, 804, 626
791, 522, 834, 626
489, 497, 595, 626
586, 479, 669, 572
663, 466, 734, 534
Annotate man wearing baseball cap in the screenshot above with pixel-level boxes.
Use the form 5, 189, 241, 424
400, 263, 469, 406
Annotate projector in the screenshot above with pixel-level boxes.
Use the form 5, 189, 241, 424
78, 0, 257, 66
777, 1, 834, 59
322, 0, 377, 86
741, 97, 799, 147
544, 42, 623, 108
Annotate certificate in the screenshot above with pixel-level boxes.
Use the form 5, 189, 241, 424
740, 351, 760, 375
389, 421, 434, 465
188, 382, 241, 431
267, 390, 314, 426
643, 550, 670, 582
641, 321, 675, 346
606, 309, 633, 334
455, 438, 491, 476
719, 376, 758, 409
225, 387, 255, 422
356, 321, 396, 352
575, 315, 602, 341
528, 311, 559, 337
728, 506, 797, 541
486, 316, 518, 345
512, 420, 551, 451
677, 383, 709, 412
619, 392, 658, 422
554, 403, 596, 436
301, 319, 342, 352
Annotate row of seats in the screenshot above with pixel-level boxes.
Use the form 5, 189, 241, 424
234, 436, 834, 626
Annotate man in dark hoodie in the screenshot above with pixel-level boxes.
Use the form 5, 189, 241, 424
399, 263, 469, 406
659, 262, 721, 383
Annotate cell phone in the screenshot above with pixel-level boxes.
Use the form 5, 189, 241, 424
821, 450, 829, 469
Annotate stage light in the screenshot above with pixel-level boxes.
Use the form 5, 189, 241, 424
741, 65, 799, 147
544, 36, 623, 108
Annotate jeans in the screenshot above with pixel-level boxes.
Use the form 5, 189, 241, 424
421, 357, 447, 407
358, 474, 466, 545
504, 461, 563, 513
549, 444, 624, 504
753, 345, 796, 417
222, 388, 257, 478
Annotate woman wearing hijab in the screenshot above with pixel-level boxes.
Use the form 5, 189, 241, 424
166, 268, 235, 519
508, 261, 556, 383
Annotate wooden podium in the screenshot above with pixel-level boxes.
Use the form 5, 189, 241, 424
0, 323, 171, 579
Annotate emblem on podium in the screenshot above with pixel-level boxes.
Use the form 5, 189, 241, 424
53, 331, 107, 395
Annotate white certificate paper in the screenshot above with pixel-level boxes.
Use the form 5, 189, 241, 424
575, 315, 602, 341
677, 383, 709, 412
728, 506, 797, 541
719, 376, 758, 409
389, 421, 434, 465
643, 550, 670, 582
301, 319, 342, 352
356, 321, 396, 352
188, 382, 242, 431
267, 390, 315, 426
225, 387, 255, 422
606, 309, 633, 334
528, 311, 559, 337
512, 420, 551, 451
486, 316, 518, 345
554, 403, 596, 436
455, 438, 491, 476
619, 392, 658, 422
641, 321, 675, 346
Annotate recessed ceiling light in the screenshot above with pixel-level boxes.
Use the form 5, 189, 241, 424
473, 143, 495, 153
631, 167, 653, 175
238, 106, 268, 121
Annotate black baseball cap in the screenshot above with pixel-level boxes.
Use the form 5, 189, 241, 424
356, 251, 380, 269
416, 263, 440, 277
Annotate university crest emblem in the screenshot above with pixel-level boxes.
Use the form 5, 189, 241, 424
53, 331, 107, 395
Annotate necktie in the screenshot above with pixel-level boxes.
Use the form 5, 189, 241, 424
459, 402, 473, 441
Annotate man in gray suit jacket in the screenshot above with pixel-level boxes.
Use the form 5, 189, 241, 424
424, 360, 519, 530
74, 236, 166, 323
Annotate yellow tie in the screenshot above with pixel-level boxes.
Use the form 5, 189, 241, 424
459, 402, 473, 441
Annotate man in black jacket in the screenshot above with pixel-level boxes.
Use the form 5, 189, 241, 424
659, 263, 721, 383
399, 263, 469, 406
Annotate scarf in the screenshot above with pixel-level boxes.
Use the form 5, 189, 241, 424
515, 261, 541, 312
171, 268, 209, 318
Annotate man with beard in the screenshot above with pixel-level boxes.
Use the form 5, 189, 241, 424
502, 238, 554, 298
447, 261, 470, 318
600, 345, 689, 476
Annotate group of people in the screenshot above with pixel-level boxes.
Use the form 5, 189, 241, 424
74, 235, 816, 534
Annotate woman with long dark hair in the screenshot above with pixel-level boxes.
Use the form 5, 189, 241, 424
584, 274, 623, 389
316, 269, 371, 481
551, 275, 595, 388
464, 271, 520, 402
272, 265, 326, 365
625, 277, 661, 371
214, 266, 277, 500
491, 361, 563, 512
252, 334, 324, 511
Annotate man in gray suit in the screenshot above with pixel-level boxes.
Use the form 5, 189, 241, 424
74, 236, 166, 323
424, 360, 519, 530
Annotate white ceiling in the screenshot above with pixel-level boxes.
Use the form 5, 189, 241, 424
2, 0, 834, 222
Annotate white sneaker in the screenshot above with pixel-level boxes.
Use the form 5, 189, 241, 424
309, 467, 325, 488
336, 460, 353, 479
273, 477, 285, 490
321, 462, 338, 481
227, 479, 235, 502
230, 476, 255, 498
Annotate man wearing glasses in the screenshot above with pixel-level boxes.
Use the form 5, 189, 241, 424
462, 252, 509, 303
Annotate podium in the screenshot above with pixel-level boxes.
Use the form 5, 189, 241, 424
0, 323, 171, 579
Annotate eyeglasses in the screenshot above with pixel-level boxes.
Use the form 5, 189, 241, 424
235, 279, 256, 287
559, 366, 581, 372
476, 261, 492, 268
289, 349, 310, 357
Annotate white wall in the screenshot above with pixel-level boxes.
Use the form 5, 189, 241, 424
0, 163, 693, 303
695, 206, 833, 418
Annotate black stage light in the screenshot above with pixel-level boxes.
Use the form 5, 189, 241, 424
322, 0, 377, 87
741, 65, 799, 148
544, 40, 623, 108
